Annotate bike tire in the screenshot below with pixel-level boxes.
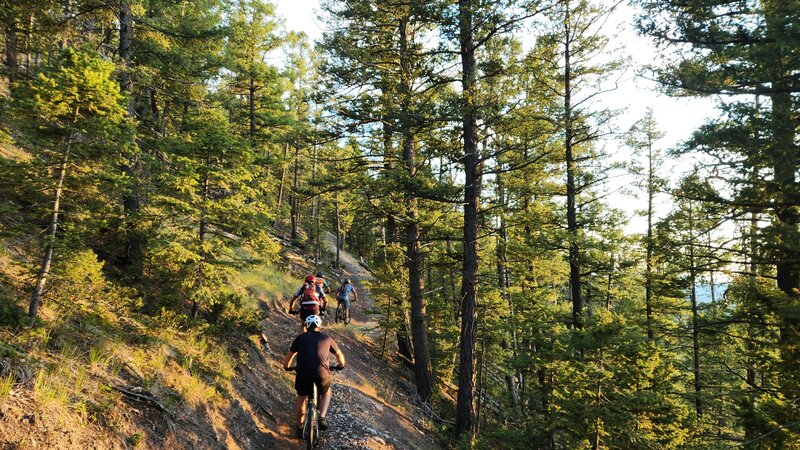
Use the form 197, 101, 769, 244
306, 411, 315, 450
335, 304, 342, 324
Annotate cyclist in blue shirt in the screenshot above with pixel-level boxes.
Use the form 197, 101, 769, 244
335, 279, 358, 323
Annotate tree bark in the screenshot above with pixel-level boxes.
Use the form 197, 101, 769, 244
563, 1, 583, 330
765, 3, 800, 401
455, 0, 480, 440
688, 199, 702, 419
397, 13, 433, 402
29, 145, 70, 319
495, 171, 518, 408
645, 135, 655, 340
4, 17, 18, 82
334, 180, 341, 268
277, 142, 289, 209
118, 0, 144, 277
403, 134, 433, 401
383, 121, 398, 245
291, 145, 300, 242
248, 74, 256, 146
191, 171, 210, 319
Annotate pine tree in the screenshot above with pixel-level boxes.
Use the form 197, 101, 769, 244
10, 47, 128, 319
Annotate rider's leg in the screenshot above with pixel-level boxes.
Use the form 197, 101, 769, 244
317, 375, 333, 418
318, 388, 333, 418
295, 395, 306, 429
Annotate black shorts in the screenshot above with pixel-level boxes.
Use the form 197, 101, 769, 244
295, 373, 331, 397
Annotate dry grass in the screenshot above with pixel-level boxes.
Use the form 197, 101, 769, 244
0, 142, 31, 161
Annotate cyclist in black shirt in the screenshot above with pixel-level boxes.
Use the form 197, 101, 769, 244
283, 314, 346, 437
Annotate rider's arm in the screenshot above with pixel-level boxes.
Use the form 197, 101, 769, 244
288, 286, 303, 311
283, 351, 296, 370
353, 288, 358, 302
331, 341, 346, 369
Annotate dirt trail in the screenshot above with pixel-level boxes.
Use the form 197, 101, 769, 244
256, 234, 440, 450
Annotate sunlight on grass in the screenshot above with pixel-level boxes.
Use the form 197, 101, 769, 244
0, 373, 14, 397
234, 264, 296, 304
33, 369, 70, 407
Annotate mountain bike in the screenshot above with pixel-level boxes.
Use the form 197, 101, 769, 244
334, 301, 350, 325
289, 365, 343, 449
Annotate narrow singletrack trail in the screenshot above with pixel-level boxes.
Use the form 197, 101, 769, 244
256, 234, 440, 450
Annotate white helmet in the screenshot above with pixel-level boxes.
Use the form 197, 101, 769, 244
305, 314, 322, 329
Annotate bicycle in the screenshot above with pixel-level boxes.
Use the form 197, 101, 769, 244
289, 365, 343, 449
334, 301, 350, 325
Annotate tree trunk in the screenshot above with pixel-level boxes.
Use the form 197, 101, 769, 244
312, 144, 320, 261
763, 3, 800, 405
334, 182, 341, 268
397, 309, 414, 366
277, 142, 289, 209
118, 0, 145, 277
645, 138, 655, 340
403, 135, 433, 401
496, 172, 518, 408
4, 18, 18, 82
249, 74, 256, 146
29, 145, 70, 319
191, 172, 210, 319
397, 13, 433, 402
688, 199, 702, 419
455, 0, 480, 440
383, 121, 398, 245
291, 145, 300, 242
564, 1, 583, 330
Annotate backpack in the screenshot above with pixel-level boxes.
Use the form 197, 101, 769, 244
336, 284, 350, 301
301, 283, 319, 304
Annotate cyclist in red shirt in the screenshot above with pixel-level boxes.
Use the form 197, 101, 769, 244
288, 275, 327, 331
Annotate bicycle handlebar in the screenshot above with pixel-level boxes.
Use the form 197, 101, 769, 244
285, 364, 344, 372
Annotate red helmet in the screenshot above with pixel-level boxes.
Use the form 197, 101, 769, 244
305, 275, 316, 284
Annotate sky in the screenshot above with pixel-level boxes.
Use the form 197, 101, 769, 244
274, 0, 722, 234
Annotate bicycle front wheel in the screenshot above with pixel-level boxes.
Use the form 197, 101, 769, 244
305, 404, 316, 449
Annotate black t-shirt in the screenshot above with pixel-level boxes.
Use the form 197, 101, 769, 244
289, 331, 341, 377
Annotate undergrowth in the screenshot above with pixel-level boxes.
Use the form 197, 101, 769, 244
0, 247, 296, 434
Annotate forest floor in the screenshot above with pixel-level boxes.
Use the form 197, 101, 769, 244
0, 236, 442, 449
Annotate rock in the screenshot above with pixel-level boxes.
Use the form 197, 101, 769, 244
373, 436, 386, 445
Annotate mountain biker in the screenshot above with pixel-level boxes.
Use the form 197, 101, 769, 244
283, 315, 346, 438
335, 279, 358, 323
288, 275, 327, 331
315, 271, 331, 295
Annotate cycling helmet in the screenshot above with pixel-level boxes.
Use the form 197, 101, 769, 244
316, 271, 324, 278
304, 314, 322, 330
305, 275, 316, 283
344, 279, 351, 284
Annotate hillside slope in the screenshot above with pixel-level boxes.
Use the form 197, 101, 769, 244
0, 239, 441, 449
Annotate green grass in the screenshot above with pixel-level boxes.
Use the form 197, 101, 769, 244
234, 264, 296, 304
0, 373, 14, 397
